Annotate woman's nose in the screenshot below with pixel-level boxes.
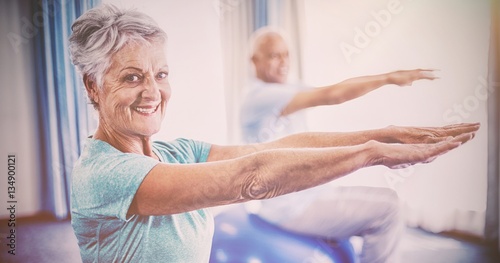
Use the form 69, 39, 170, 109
142, 78, 161, 101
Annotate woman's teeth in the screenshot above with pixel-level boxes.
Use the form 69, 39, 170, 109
135, 106, 157, 114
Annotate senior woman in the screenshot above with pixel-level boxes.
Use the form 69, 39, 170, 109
69, 4, 479, 263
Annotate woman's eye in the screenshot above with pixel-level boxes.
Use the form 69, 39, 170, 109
125, 74, 141, 82
157, 72, 168, 80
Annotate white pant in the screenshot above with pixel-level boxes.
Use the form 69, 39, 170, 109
275, 186, 404, 263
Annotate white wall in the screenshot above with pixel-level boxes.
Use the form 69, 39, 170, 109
0, 0, 226, 219
0, 0, 42, 218
301, 0, 490, 234
104, 0, 227, 144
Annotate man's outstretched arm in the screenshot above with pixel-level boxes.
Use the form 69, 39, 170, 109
282, 69, 437, 116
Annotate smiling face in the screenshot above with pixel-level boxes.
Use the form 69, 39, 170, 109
252, 34, 290, 84
91, 40, 171, 139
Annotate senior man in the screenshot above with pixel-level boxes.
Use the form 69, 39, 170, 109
240, 27, 439, 263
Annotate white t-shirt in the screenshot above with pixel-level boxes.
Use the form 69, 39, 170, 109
240, 79, 330, 224
240, 79, 308, 143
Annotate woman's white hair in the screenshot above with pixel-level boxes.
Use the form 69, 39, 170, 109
68, 4, 167, 107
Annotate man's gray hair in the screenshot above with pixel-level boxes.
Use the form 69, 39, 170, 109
69, 4, 167, 90
248, 26, 288, 59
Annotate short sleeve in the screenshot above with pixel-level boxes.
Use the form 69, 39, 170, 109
71, 140, 160, 221
153, 138, 212, 163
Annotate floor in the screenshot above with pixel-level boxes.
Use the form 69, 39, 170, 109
0, 217, 82, 263
0, 216, 498, 263
400, 227, 500, 263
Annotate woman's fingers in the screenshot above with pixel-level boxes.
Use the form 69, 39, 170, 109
427, 132, 475, 157
422, 123, 480, 143
388, 134, 470, 169
440, 123, 480, 139
387, 123, 478, 169
410, 123, 479, 144
451, 131, 476, 144
443, 122, 480, 131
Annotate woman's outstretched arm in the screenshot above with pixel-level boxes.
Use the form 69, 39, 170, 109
128, 125, 477, 216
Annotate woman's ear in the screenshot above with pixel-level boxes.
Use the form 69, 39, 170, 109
83, 74, 99, 106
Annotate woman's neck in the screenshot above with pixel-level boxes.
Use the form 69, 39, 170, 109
93, 125, 159, 161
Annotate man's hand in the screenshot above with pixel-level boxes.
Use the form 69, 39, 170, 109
388, 122, 480, 144
387, 69, 438, 86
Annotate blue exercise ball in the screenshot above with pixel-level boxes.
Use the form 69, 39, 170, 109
210, 204, 357, 263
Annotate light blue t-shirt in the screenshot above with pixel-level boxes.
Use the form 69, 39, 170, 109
240, 80, 330, 224
71, 138, 213, 263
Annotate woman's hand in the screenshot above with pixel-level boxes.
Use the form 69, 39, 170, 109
387, 69, 438, 86
387, 122, 480, 144
368, 131, 476, 169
